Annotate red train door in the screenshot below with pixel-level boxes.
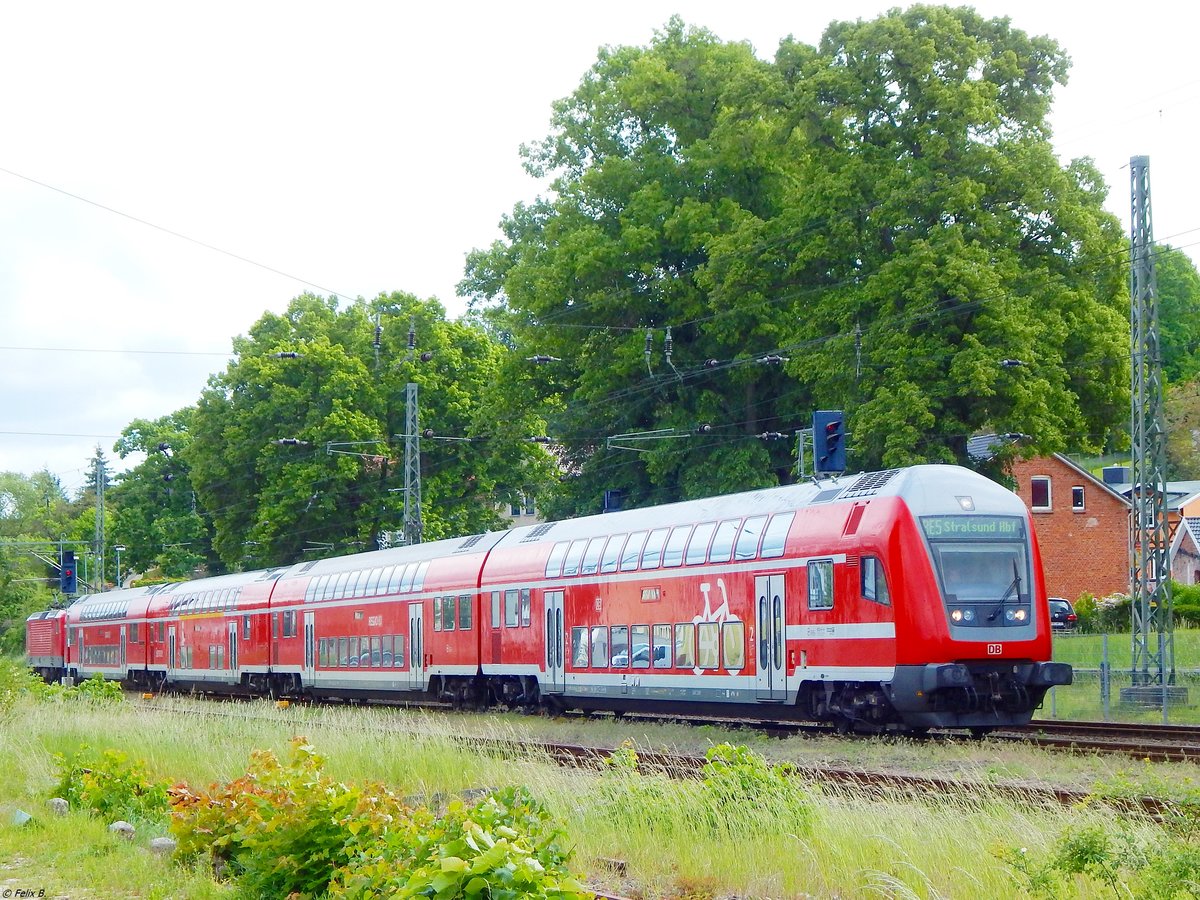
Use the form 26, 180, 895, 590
228, 621, 238, 673
408, 602, 424, 690
755, 574, 787, 701
544, 590, 565, 692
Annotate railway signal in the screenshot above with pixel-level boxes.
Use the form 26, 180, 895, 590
813, 409, 846, 473
60, 550, 77, 594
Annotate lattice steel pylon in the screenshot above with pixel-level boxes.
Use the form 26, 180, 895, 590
1129, 155, 1174, 686
403, 382, 423, 546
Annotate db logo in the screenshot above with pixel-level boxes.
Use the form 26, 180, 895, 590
987, 643, 1003, 656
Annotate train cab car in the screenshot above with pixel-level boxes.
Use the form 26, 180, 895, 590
26, 608, 67, 682
479, 464, 1070, 731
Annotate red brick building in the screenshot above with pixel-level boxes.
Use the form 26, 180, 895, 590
1008, 454, 1131, 602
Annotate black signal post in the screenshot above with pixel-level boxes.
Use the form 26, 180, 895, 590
60, 549, 77, 594
813, 410, 846, 473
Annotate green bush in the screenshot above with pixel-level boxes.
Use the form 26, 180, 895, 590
171, 737, 407, 899
52, 745, 170, 823
330, 785, 591, 899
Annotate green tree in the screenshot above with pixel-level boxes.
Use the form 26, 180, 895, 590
1155, 244, 1200, 383
464, 9, 1130, 516
110, 409, 213, 580
188, 293, 555, 569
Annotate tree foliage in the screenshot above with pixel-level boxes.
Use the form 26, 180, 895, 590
188, 292, 556, 569
462, 9, 1131, 516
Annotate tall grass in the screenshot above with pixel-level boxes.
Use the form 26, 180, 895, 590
2, 690, 1193, 898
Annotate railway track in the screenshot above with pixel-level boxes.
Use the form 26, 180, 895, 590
995, 719, 1200, 763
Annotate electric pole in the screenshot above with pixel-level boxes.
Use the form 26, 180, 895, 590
403, 382, 423, 545
1128, 154, 1176, 693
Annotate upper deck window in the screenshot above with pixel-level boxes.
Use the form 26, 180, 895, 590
760, 513, 795, 559
685, 522, 717, 565
640, 528, 670, 570
599, 534, 625, 574
580, 537, 606, 576
619, 532, 648, 571
735, 516, 768, 560
661, 526, 692, 568
561, 540, 588, 577
708, 520, 739, 562
544, 542, 569, 579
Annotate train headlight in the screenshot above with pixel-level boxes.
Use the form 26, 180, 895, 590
1005, 608, 1016, 621
951, 609, 963, 622
963, 608, 975, 622
1014, 608, 1028, 622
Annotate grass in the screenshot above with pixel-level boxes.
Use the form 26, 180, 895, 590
3, 691, 1200, 897
1047, 629, 1200, 724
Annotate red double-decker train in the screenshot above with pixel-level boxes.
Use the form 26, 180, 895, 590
27, 464, 1071, 732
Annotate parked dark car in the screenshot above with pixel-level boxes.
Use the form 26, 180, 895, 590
1048, 597, 1078, 631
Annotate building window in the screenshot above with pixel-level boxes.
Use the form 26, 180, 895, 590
1030, 476, 1051, 511
1072, 486, 1085, 512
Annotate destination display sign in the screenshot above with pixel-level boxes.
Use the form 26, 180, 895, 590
920, 515, 1024, 539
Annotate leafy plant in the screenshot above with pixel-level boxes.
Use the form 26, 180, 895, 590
330, 785, 591, 899
170, 737, 407, 898
51, 745, 170, 823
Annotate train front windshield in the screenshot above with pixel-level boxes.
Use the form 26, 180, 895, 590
921, 515, 1032, 630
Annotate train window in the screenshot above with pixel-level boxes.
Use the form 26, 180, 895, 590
413, 561, 430, 591
399, 564, 418, 592
350, 571, 366, 598
433, 598, 442, 632
242, 616, 251, 640
619, 532, 648, 572
312, 575, 326, 601
652, 624, 672, 668
735, 516, 767, 560
130, 624, 139, 643
662, 526, 691, 568
158, 623, 165, 642
334, 572, 352, 599
338, 637, 349, 666
675, 623, 695, 668
360, 642, 372, 667
520, 589, 531, 626
580, 537, 606, 576
348, 637, 361, 667
371, 637, 383, 667
599, 534, 625, 573
381, 635, 393, 666
544, 542, 569, 579
387, 567, 405, 594
365, 568, 384, 596
571, 627, 588, 667
505, 590, 519, 627
722, 621, 745, 670
319, 639, 328, 667
808, 560, 834, 610
686, 522, 717, 565
491, 591, 501, 628
631, 625, 650, 669
641, 528, 670, 570
610, 625, 630, 667
697, 622, 719, 669
760, 513, 794, 559
443, 596, 456, 632
862, 556, 891, 606
458, 594, 472, 630
590, 626, 609, 668
561, 540, 588, 577
394, 634, 406, 667
377, 567, 394, 595
282, 610, 297, 637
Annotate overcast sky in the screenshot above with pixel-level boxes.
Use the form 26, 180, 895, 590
2, 1, 1198, 493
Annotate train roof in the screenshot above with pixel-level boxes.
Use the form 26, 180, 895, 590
492, 465, 1019, 547
274, 530, 510, 581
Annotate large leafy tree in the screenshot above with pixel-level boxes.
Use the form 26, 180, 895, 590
110, 409, 213, 580
1155, 244, 1200, 384
464, 9, 1130, 516
188, 292, 555, 569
